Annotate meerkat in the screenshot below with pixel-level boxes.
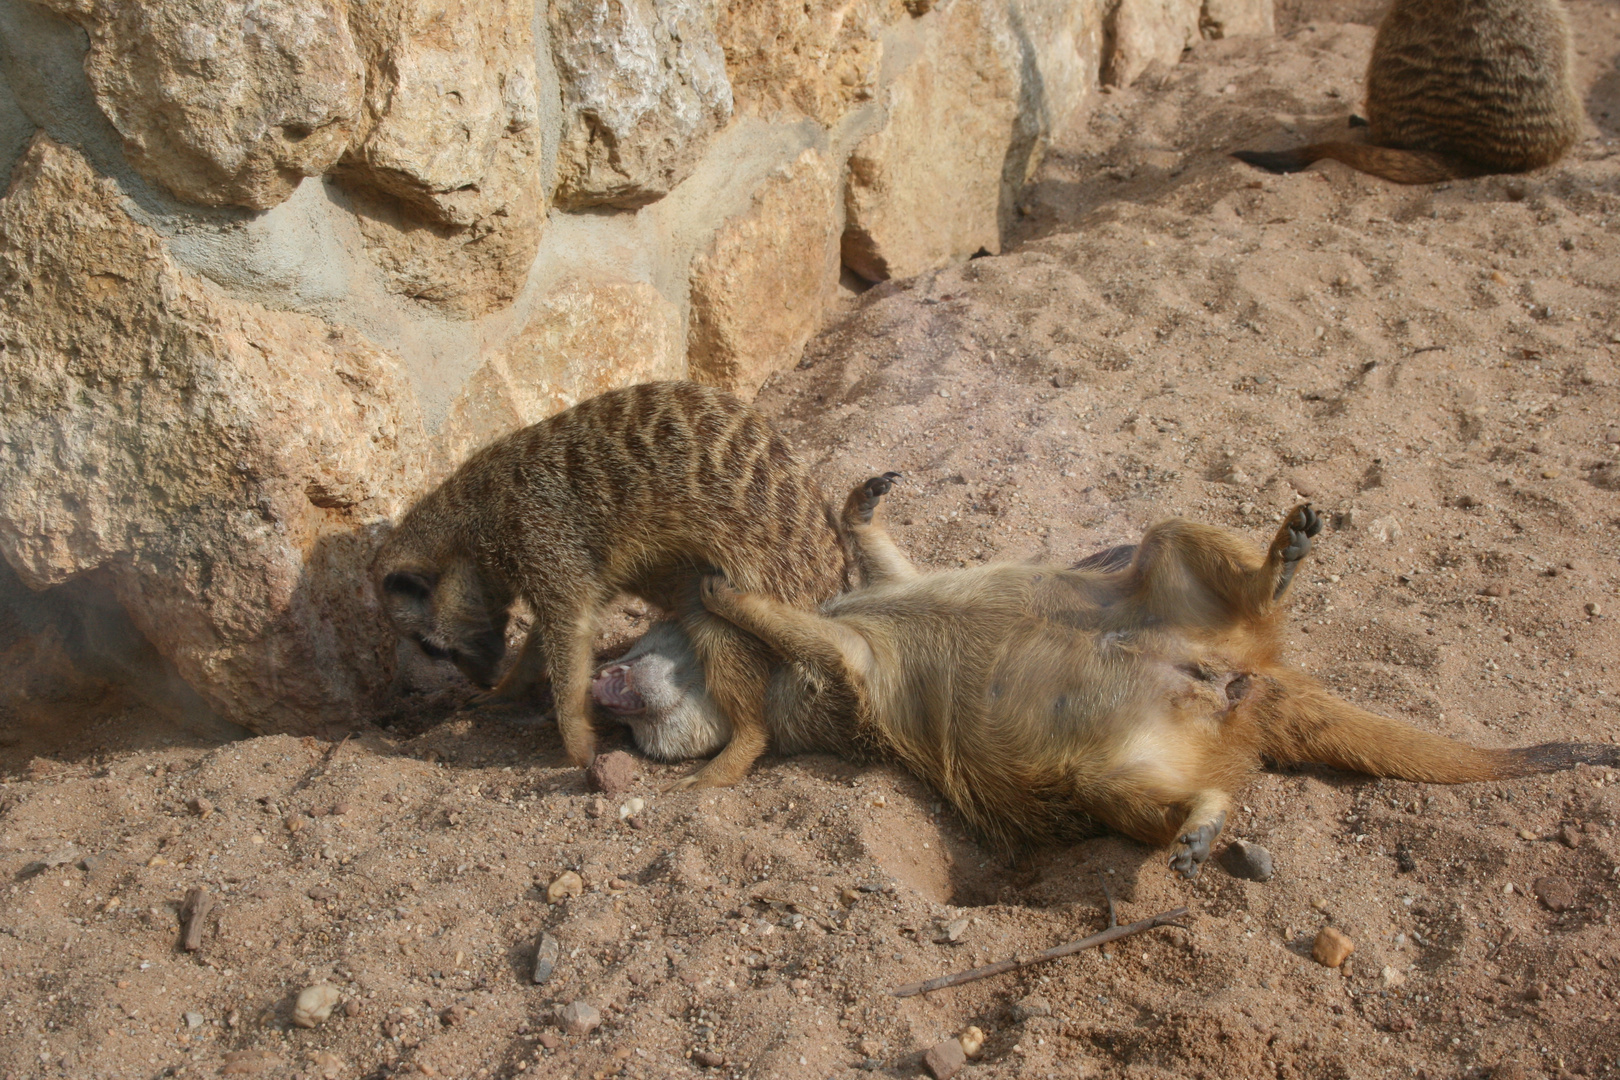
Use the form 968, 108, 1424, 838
1234, 0, 1583, 184
371, 381, 848, 789
597, 476, 1618, 875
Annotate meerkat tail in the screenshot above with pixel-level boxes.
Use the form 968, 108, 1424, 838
1232, 144, 1471, 184
1253, 673, 1620, 782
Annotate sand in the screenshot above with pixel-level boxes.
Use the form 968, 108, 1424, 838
4, 2, 1620, 1077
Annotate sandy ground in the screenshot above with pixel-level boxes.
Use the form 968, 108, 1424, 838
5, 2, 1620, 1078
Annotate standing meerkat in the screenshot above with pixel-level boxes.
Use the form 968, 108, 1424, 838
1235, 0, 1583, 184
599, 477, 1619, 874
371, 381, 848, 788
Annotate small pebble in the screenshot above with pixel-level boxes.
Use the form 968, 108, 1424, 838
187, 797, 213, 818
1311, 926, 1355, 968
532, 933, 560, 984
547, 871, 584, 904
1587, 602, 1602, 617
1381, 965, 1406, 988
184, 1011, 205, 1029
536, 1032, 561, 1050
923, 1037, 967, 1079
441, 1004, 468, 1026
1482, 582, 1510, 598
221, 1049, 282, 1075
1533, 876, 1574, 912
587, 750, 637, 795
310, 1051, 345, 1080
936, 917, 969, 943
1559, 824, 1582, 849
958, 1026, 985, 1058
693, 1049, 725, 1068
587, 798, 609, 819
1217, 839, 1274, 882
1517, 828, 1538, 841
559, 1000, 602, 1036
291, 983, 342, 1029
1013, 994, 1052, 1020
618, 797, 645, 821
330, 801, 351, 816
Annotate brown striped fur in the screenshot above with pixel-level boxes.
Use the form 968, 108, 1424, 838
604, 479, 1618, 875
371, 382, 848, 788
1234, 0, 1582, 184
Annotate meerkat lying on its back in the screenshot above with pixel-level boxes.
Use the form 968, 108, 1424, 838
372, 382, 848, 789
597, 477, 1619, 875
1235, 0, 1582, 184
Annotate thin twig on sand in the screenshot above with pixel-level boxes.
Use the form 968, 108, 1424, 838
891, 875, 1189, 998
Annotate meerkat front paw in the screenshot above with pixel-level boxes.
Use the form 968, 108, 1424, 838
698, 574, 740, 613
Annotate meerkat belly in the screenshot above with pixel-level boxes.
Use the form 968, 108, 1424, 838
973, 623, 1251, 786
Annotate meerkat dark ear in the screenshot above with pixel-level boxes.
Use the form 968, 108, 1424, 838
383, 570, 437, 601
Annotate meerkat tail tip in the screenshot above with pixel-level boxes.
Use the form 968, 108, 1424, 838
1501, 742, 1620, 777
1231, 148, 1312, 174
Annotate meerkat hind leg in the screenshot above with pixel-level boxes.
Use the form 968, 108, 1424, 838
662, 611, 772, 791
842, 474, 918, 586
699, 576, 875, 682
1169, 793, 1231, 879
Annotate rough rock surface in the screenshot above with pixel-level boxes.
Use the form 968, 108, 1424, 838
1201, 0, 1276, 38
717, 0, 906, 124
337, 0, 547, 316
0, 136, 425, 734
436, 278, 683, 464
550, 0, 733, 209
1106, 0, 1202, 87
687, 148, 842, 396
36, 0, 364, 208
841, 0, 1028, 281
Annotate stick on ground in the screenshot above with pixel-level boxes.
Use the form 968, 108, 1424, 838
180, 887, 214, 952
893, 875, 1187, 999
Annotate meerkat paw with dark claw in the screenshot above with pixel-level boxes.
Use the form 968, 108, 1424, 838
1168, 814, 1226, 879
848, 472, 902, 523
1280, 504, 1322, 562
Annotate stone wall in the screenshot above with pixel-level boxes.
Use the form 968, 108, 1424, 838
0, 0, 1271, 735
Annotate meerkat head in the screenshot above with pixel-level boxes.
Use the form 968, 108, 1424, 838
375, 550, 511, 690
591, 622, 732, 761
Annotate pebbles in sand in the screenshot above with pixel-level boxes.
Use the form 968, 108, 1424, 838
292, 983, 342, 1028
1217, 839, 1274, 882
1311, 926, 1355, 968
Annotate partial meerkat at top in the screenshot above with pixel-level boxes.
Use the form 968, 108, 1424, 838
1234, 0, 1584, 184
596, 476, 1620, 876
371, 381, 848, 789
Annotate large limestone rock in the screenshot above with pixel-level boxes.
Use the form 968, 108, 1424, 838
687, 148, 841, 397
0, 136, 427, 735
34, 0, 365, 209
337, 0, 547, 317
717, 0, 906, 125
1199, 0, 1275, 40
549, 0, 733, 209
1105, 0, 1201, 87
1010, 0, 1107, 147
437, 278, 684, 464
842, 0, 1029, 282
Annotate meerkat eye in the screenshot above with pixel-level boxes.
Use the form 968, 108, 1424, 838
384, 571, 436, 600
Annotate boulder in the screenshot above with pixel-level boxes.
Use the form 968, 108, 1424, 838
1009, 0, 1108, 149
0, 136, 427, 735
34, 0, 364, 208
717, 0, 906, 124
1200, 0, 1275, 40
1106, 0, 1201, 88
550, 0, 733, 209
842, 0, 1029, 281
337, 0, 547, 316
437, 278, 684, 464
688, 147, 842, 397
